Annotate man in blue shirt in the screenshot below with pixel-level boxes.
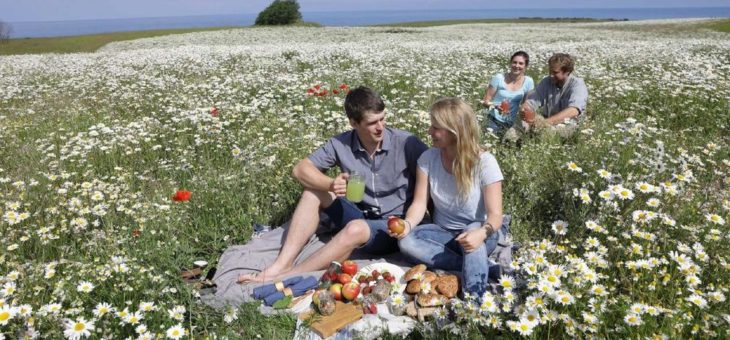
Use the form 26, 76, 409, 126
521, 53, 589, 128
238, 86, 428, 283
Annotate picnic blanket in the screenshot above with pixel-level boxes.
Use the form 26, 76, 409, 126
200, 214, 514, 315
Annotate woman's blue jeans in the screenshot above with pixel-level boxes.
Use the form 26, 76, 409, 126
486, 114, 513, 136
398, 222, 503, 298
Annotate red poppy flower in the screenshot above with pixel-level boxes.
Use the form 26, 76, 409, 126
172, 190, 192, 202
306, 88, 315, 95
332, 89, 339, 95
339, 84, 349, 90
210, 107, 219, 117
317, 90, 328, 97
314, 84, 321, 90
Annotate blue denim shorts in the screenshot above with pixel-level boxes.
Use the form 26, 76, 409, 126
323, 198, 398, 255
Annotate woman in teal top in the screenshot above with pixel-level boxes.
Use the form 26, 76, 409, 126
482, 51, 534, 134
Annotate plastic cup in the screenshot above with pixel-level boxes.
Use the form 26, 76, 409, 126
523, 102, 536, 122
346, 172, 365, 203
499, 100, 511, 115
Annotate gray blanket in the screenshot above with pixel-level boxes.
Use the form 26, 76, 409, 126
201, 215, 513, 312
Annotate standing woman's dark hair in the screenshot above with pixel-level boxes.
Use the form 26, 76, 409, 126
511, 51, 529, 67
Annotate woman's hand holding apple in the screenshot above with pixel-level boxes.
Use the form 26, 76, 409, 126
387, 216, 411, 239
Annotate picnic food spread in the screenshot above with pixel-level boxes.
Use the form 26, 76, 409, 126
287, 260, 464, 336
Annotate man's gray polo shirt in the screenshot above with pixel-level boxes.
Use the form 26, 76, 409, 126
308, 127, 428, 217
526, 75, 588, 119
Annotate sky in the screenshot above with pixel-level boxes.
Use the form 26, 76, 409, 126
2, 0, 729, 22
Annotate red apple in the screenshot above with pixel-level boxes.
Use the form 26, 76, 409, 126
337, 273, 352, 285
329, 283, 343, 301
388, 216, 406, 235
341, 260, 358, 276
362, 300, 377, 314
342, 282, 361, 301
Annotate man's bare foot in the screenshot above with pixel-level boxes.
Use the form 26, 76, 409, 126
237, 264, 291, 284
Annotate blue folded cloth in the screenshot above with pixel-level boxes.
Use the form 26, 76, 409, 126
252, 276, 303, 299
263, 276, 318, 306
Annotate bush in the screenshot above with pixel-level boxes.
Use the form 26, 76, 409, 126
255, 0, 302, 26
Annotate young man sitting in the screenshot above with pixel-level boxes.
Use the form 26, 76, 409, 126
238, 86, 428, 283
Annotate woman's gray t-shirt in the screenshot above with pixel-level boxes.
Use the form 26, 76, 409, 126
417, 148, 503, 230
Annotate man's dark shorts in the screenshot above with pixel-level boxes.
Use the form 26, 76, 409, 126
323, 198, 398, 255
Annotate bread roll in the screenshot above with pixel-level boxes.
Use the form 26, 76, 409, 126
403, 264, 426, 281
422, 271, 437, 283
434, 274, 459, 298
406, 279, 421, 294
416, 293, 447, 307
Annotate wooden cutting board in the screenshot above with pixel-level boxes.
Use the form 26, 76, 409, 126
299, 301, 363, 338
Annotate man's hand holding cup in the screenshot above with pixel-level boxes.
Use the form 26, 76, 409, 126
521, 103, 536, 125
330, 173, 349, 197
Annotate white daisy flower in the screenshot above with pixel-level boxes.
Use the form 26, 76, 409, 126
624, 313, 642, 326
17, 304, 32, 317
123, 311, 143, 325
629, 303, 646, 314
635, 182, 655, 193
551, 220, 569, 235
499, 275, 515, 290
515, 319, 534, 336
598, 190, 614, 200
617, 188, 635, 200
223, 306, 238, 324
93, 302, 113, 317
76, 281, 95, 293
705, 214, 725, 225
138, 332, 154, 340
646, 198, 660, 207
566, 162, 583, 173
687, 294, 707, 308
63, 317, 95, 339
0, 305, 16, 326
166, 323, 186, 339
1, 282, 16, 297
135, 324, 148, 334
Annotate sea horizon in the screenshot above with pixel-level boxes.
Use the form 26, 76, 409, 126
7, 7, 730, 39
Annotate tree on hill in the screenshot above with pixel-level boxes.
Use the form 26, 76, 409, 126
0, 20, 12, 44
255, 0, 302, 26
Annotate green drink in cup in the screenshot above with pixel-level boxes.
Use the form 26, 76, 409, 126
346, 171, 366, 203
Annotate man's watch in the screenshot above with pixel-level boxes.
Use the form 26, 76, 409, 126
481, 222, 495, 237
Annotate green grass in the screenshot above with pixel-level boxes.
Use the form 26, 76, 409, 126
0, 26, 242, 55
703, 18, 730, 32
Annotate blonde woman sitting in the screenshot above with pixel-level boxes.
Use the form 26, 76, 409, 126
390, 97, 504, 298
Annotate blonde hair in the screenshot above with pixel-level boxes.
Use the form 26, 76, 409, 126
429, 97, 483, 200
548, 53, 575, 73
